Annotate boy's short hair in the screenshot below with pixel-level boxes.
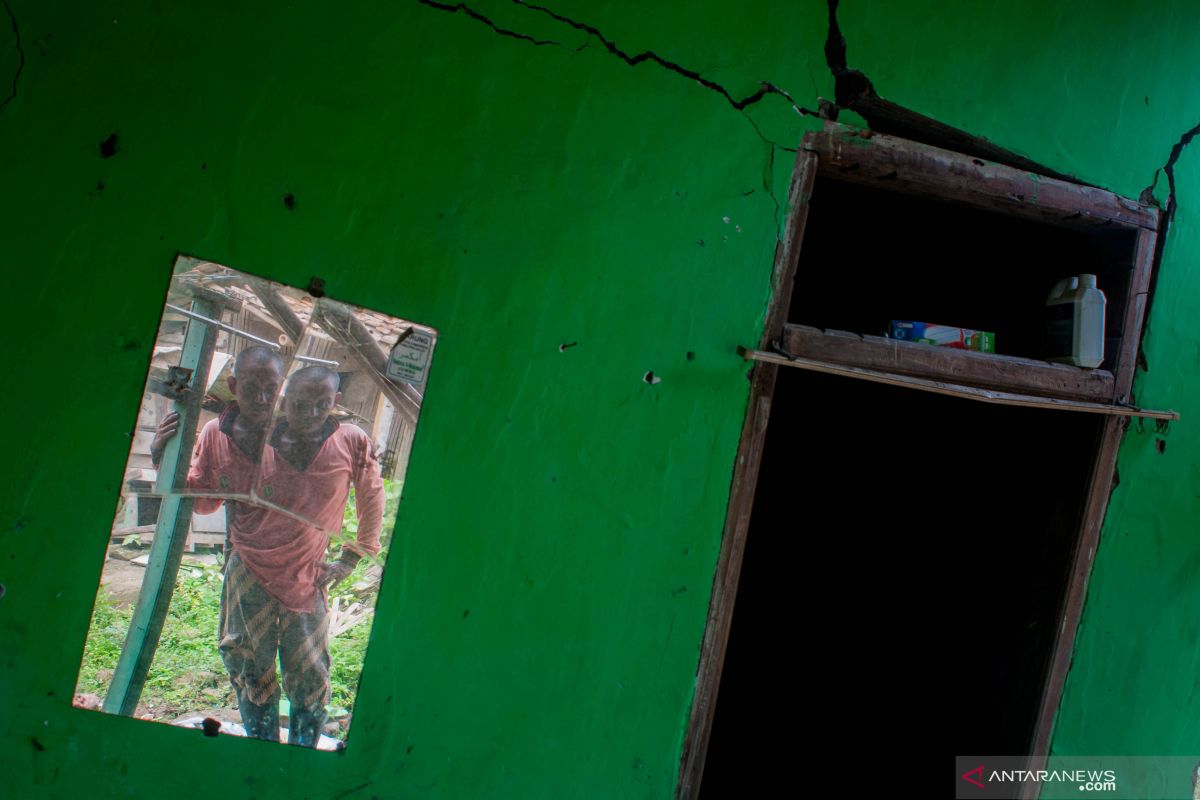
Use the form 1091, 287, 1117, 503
234, 345, 284, 377
288, 365, 340, 392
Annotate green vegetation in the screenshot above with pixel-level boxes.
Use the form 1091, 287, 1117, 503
75, 479, 402, 738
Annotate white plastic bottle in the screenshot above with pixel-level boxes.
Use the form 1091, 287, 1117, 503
1046, 274, 1106, 368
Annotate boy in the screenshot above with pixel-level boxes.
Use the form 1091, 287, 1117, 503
154, 355, 384, 746
217, 364, 384, 746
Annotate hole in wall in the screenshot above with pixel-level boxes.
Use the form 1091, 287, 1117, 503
99, 133, 119, 158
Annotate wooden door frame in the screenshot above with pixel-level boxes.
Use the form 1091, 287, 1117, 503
675, 123, 1161, 800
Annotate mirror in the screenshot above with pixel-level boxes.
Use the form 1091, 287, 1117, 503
73, 255, 436, 750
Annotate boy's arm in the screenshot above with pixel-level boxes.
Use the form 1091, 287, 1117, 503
184, 421, 226, 514
151, 413, 225, 512
342, 432, 385, 561
320, 432, 385, 589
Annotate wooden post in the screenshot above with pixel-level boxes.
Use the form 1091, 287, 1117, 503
244, 279, 421, 426
103, 296, 220, 716
313, 300, 421, 425
676, 149, 819, 799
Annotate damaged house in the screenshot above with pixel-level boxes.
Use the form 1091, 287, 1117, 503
2, 1, 1199, 798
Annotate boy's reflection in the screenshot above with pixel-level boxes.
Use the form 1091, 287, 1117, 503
151, 349, 384, 746
150, 346, 281, 470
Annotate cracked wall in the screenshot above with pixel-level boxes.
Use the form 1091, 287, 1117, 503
829, 0, 1200, 764
1, 1, 1200, 797
0, 0, 22, 114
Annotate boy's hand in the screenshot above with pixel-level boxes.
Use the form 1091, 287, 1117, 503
317, 560, 356, 590
150, 411, 182, 465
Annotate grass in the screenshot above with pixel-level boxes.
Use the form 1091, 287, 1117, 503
75, 479, 401, 738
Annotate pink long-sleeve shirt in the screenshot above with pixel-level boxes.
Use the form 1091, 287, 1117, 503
187, 405, 384, 612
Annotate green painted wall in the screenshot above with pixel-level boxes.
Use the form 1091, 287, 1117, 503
1, 1, 1198, 797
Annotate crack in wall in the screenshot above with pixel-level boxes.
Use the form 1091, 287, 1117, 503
821, 0, 1085, 184
510, 0, 813, 117
420, 0, 815, 151
1135, 118, 1200, 375
417, 0, 816, 239
0, 0, 24, 115
765, 142, 782, 234
416, 0, 586, 51
1150, 119, 1200, 224
506, 0, 812, 227
823, 0, 874, 108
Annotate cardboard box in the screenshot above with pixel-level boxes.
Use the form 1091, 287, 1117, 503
889, 320, 995, 353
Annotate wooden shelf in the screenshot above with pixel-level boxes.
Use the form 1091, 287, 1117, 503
780, 324, 1116, 403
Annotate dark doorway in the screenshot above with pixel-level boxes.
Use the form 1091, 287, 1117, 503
683, 127, 1160, 798
698, 367, 1098, 795
697, 173, 1121, 794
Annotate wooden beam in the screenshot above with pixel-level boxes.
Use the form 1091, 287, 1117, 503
782, 324, 1116, 402
804, 124, 1160, 232
843, 93, 1083, 185
741, 347, 1178, 420
244, 275, 305, 342
676, 150, 820, 800
244, 279, 421, 426
1112, 228, 1157, 400
312, 301, 421, 425
1020, 415, 1125, 800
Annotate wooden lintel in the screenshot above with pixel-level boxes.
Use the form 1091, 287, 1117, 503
804, 124, 1160, 232
843, 94, 1083, 185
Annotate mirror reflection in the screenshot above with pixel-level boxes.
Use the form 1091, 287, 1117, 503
74, 256, 436, 750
